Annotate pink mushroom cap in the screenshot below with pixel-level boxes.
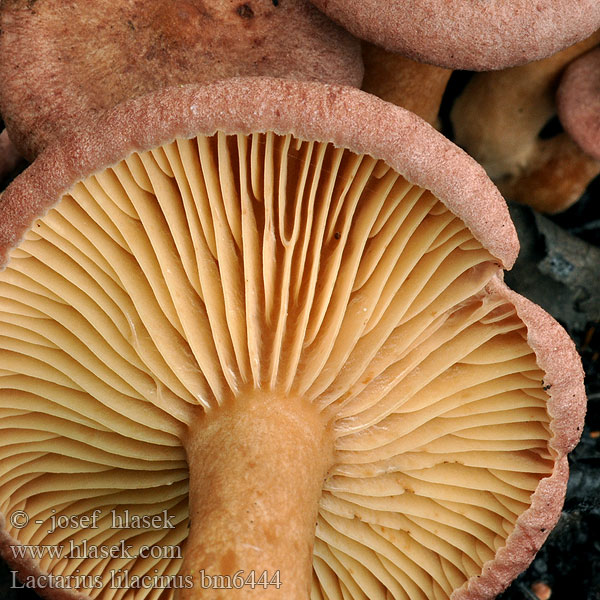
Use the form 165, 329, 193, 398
0, 0, 363, 160
309, 0, 600, 70
557, 46, 600, 161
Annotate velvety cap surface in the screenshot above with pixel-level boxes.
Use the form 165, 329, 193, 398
557, 46, 600, 161
0, 0, 363, 160
309, 0, 600, 70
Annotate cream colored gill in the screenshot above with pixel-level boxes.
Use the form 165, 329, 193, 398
0, 131, 552, 600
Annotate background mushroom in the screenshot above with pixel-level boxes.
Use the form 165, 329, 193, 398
307, 0, 600, 71
0, 78, 585, 599
450, 31, 600, 214
0, 0, 363, 161
557, 46, 600, 162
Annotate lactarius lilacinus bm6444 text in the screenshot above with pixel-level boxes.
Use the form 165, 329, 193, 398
0, 79, 585, 600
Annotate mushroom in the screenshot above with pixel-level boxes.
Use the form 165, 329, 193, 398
451, 31, 600, 213
0, 0, 363, 161
492, 136, 600, 214
557, 46, 600, 161
361, 43, 452, 127
308, 0, 600, 70
0, 79, 585, 599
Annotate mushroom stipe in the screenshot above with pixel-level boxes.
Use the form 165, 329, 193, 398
0, 79, 585, 600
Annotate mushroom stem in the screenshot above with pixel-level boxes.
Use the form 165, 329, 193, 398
180, 392, 334, 599
361, 42, 452, 127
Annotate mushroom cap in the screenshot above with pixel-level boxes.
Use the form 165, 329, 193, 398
557, 46, 600, 161
0, 78, 584, 599
308, 0, 600, 70
0, 78, 517, 269
452, 275, 585, 600
0, 0, 363, 161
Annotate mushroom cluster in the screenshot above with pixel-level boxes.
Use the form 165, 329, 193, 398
0, 78, 586, 600
451, 30, 600, 214
0, 2, 592, 599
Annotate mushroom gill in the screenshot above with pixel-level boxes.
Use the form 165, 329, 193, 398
1, 131, 555, 599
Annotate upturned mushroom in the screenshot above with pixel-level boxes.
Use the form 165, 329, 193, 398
307, 0, 600, 70
0, 78, 585, 600
0, 0, 362, 161
557, 46, 600, 161
451, 31, 600, 213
